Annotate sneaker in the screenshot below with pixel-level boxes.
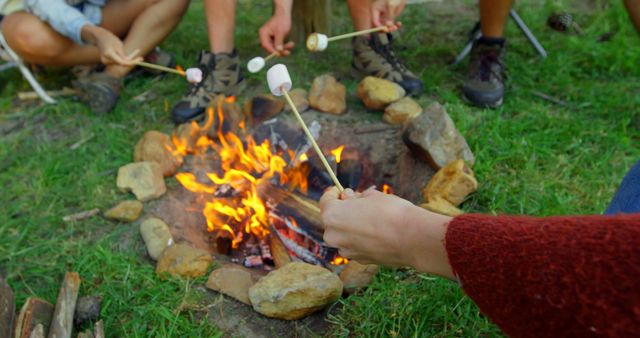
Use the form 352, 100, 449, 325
462, 37, 506, 108
72, 72, 121, 115
352, 32, 424, 96
171, 50, 246, 124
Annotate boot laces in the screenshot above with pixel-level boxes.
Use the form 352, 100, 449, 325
477, 50, 504, 82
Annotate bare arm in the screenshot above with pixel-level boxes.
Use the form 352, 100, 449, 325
258, 0, 295, 55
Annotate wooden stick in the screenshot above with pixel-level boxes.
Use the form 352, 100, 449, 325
264, 52, 278, 62
135, 61, 185, 76
18, 88, 78, 101
12, 297, 54, 338
281, 88, 344, 192
48, 272, 81, 338
327, 26, 388, 42
62, 208, 100, 222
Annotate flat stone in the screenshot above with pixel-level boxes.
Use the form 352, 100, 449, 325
339, 260, 379, 293
357, 76, 405, 110
206, 264, 261, 305
116, 162, 166, 202
74, 295, 101, 326
402, 102, 475, 170
308, 74, 347, 115
244, 94, 284, 126
248, 262, 343, 320
140, 217, 174, 260
383, 97, 422, 125
420, 197, 463, 217
423, 159, 477, 206
283, 88, 309, 113
156, 244, 212, 278
103, 200, 143, 222
134, 130, 183, 177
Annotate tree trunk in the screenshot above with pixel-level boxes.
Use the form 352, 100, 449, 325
290, 0, 332, 45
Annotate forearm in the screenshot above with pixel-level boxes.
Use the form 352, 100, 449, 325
399, 204, 454, 279
273, 0, 293, 16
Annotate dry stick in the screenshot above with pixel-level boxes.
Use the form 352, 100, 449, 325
62, 208, 100, 222
49, 272, 81, 338
135, 61, 185, 76
327, 26, 388, 42
281, 87, 344, 192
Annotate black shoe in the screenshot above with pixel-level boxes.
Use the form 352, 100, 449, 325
171, 50, 246, 124
352, 32, 424, 96
462, 37, 506, 108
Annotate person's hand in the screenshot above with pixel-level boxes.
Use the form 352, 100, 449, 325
259, 11, 295, 56
81, 25, 141, 66
320, 186, 455, 278
371, 0, 407, 31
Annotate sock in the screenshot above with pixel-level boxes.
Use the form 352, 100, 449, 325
478, 36, 506, 47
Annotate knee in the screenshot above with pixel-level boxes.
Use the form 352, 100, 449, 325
2, 15, 64, 61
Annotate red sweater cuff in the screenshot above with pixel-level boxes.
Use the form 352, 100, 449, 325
445, 213, 640, 338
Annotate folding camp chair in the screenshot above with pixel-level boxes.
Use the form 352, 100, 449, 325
0, 18, 56, 103
452, 9, 547, 65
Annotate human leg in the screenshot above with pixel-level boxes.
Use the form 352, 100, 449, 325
347, 0, 423, 95
171, 0, 245, 124
462, 0, 512, 108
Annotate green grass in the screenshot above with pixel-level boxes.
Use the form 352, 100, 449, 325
2, 0, 640, 336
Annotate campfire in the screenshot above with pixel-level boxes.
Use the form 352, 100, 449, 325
170, 97, 349, 270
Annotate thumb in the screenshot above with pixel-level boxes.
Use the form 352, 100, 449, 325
319, 186, 341, 210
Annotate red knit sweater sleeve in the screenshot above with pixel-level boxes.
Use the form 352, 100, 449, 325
444, 213, 640, 338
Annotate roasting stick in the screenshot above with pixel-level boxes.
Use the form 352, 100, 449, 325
267, 64, 344, 192
248, 51, 279, 73
135, 61, 185, 75
307, 26, 389, 51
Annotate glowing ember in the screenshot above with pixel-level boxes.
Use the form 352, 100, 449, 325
175, 65, 186, 76
382, 184, 394, 195
330, 145, 345, 163
331, 256, 349, 265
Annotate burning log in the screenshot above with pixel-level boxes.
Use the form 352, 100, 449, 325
0, 278, 14, 338
259, 239, 274, 265
258, 183, 321, 229
337, 159, 363, 190
269, 234, 292, 268
28, 324, 44, 338
12, 297, 54, 338
272, 228, 321, 266
49, 272, 81, 338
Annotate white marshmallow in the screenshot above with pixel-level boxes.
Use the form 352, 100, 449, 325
247, 56, 266, 73
267, 64, 292, 97
185, 68, 203, 83
306, 33, 329, 52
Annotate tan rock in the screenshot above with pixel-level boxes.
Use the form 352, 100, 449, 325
133, 130, 183, 176
402, 102, 475, 170
103, 200, 143, 222
357, 76, 405, 110
308, 74, 347, 114
339, 260, 379, 293
420, 197, 463, 217
206, 264, 261, 305
116, 162, 166, 202
283, 88, 309, 113
140, 217, 173, 260
156, 244, 212, 278
423, 159, 477, 206
248, 262, 343, 320
383, 97, 422, 125
244, 94, 284, 126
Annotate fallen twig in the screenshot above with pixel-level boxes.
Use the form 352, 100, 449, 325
62, 208, 100, 222
69, 133, 95, 150
354, 124, 397, 134
531, 90, 569, 107
17, 88, 78, 101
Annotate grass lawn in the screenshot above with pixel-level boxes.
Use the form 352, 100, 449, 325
1, 0, 639, 336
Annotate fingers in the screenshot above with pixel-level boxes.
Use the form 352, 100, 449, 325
372, 7, 382, 27
319, 186, 341, 210
259, 27, 277, 54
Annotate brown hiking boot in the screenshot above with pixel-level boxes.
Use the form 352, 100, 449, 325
171, 50, 246, 124
352, 32, 423, 95
462, 38, 506, 108
72, 72, 121, 115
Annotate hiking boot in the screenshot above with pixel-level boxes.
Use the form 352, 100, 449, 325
352, 32, 423, 96
462, 37, 506, 108
171, 50, 246, 124
73, 72, 121, 115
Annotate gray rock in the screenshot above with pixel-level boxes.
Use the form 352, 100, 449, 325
402, 102, 475, 170
116, 162, 166, 202
74, 295, 102, 326
140, 217, 173, 260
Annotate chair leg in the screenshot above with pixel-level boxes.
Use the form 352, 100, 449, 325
0, 32, 57, 104
452, 22, 482, 65
509, 9, 547, 58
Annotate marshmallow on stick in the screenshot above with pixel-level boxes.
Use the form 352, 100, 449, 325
248, 52, 278, 73
307, 26, 389, 52
266, 64, 344, 192
133, 60, 203, 84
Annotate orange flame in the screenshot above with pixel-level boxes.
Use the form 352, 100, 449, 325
174, 97, 309, 248
330, 145, 345, 163
176, 65, 186, 76
331, 256, 349, 265
382, 184, 394, 195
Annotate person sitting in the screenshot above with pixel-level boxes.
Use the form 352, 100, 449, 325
319, 159, 640, 337
0, 0, 190, 114
170, 0, 423, 124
